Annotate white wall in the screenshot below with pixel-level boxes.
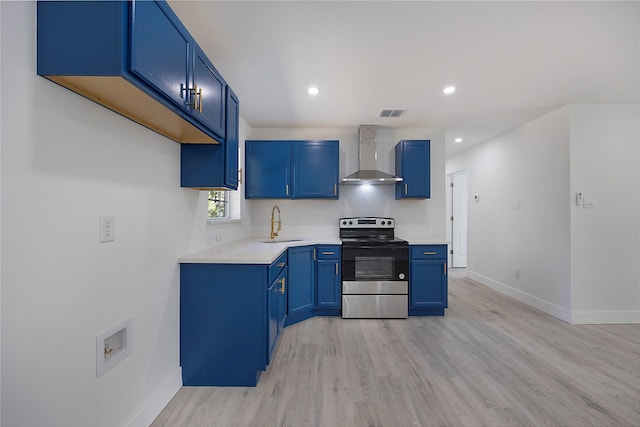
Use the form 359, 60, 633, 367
447, 104, 640, 324
0, 2, 239, 426
569, 105, 640, 323
0, 3, 3, 425
247, 127, 447, 242
447, 107, 572, 321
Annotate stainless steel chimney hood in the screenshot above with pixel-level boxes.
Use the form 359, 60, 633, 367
341, 125, 403, 184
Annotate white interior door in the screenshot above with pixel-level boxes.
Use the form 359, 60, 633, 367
452, 171, 468, 267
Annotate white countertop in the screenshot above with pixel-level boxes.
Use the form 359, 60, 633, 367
397, 236, 449, 246
180, 236, 448, 264
179, 237, 342, 264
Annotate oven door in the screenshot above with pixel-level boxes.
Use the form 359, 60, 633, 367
341, 245, 408, 282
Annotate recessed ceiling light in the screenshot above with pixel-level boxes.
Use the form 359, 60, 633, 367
307, 86, 319, 96
443, 86, 456, 95
454, 138, 462, 143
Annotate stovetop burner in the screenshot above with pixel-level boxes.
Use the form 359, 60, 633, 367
339, 217, 407, 246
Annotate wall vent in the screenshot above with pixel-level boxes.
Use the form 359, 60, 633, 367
378, 109, 407, 118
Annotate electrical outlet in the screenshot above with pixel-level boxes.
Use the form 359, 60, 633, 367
99, 215, 115, 243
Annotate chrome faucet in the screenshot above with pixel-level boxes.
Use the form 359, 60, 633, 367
270, 205, 282, 239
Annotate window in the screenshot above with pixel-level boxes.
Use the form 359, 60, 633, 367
208, 190, 229, 220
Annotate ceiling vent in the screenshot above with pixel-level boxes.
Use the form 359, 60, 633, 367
378, 109, 407, 118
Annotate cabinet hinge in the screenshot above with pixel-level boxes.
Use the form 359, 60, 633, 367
450, 216, 454, 221
450, 249, 454, 255
450, 182, 454, 188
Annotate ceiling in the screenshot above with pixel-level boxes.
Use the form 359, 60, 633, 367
169, 1, 640, 158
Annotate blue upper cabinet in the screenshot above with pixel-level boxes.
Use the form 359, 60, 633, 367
180, 85, 239, 190
224, 87, 240, 189
245, 141, 291, 198
129, 0, 191, 109
191, 44, 226, 137
395, 140, 431, 199
292, 141, 339, 199
37, 0, 226, 144
245, 140, 339, 199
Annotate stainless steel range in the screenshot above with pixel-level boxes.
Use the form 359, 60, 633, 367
340, 217, 409, 318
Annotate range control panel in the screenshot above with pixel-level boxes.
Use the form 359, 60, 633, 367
339, 217, 395, 228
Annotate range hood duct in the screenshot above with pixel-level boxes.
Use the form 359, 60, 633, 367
341, 125, 403, 185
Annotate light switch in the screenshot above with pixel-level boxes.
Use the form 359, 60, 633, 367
584, 195, 597, 208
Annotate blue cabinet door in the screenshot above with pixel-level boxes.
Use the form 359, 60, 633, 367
37, 0, 224, 144
410, 260, 447, 309
316, 260, 341, 308
245, 141, 291, 198
180, 263, 267, 386
316, 245, 341, 309
292, 141, 339, 199
395, 140, 430, 199
267, 280, 279, 364
224, 86, 240, 189
267, 268, 286, 365
130, 0, 191, 109
191, 44, 226, 138
180, 85, 238, 189
37, 1, 128, 76
287, 246, 315, 319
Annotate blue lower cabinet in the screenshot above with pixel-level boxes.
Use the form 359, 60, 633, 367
286, 246, 316, 325
316, 245, 341, 311
183, 246, 341, 386
409, 245, 448, 316
180, 263, 268, 386
267, 267, 287, 364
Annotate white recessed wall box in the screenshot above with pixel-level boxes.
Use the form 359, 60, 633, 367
96, 318, 132, 377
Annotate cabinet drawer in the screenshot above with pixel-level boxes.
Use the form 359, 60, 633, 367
410, 245, 447, 259
269, 252, 288, 283
316, 245, 340, 260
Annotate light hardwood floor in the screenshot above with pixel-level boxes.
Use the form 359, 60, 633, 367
152, 271, 640, 427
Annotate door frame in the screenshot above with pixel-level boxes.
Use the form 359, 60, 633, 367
447, 169, 468, 268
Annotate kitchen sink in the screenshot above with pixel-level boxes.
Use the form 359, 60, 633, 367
260, 239, 303, 244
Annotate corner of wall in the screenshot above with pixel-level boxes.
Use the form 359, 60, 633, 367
125, 368, 182, 427
446, 106, 573, 321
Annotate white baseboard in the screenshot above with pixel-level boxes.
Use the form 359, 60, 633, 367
467, 271, 572, 323
466, 271, 640, 325
570, 310, 640, 324
126, 367, 182, 427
